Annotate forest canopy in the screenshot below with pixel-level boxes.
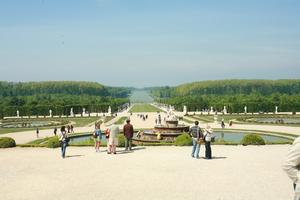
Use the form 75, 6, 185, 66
0, 81, 131, 117
149, 79, 300, 113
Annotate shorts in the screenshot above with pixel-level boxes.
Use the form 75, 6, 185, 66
108, 137, 118, 146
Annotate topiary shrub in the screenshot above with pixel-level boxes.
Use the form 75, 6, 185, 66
175, 133, 192, 146
241, 134, 265, 146
118, 134, 125, 147
46, 137, 61, 148
0, 137, 16, 148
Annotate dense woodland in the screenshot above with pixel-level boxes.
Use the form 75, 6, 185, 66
0, 81, 131, 118
149, 80, 300, 113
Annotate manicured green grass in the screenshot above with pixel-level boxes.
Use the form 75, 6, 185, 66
115, 117, 128, 125
0, 117, 107, 135
129, 104, 164, 113
182, 117, 194, 124
69, 117, 102, 127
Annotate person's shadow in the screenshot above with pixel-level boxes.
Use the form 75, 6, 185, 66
210, 156, 227, 159
116, 147, 147, 154
65, 155, 84, 158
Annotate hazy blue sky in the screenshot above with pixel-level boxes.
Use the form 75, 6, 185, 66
0, 0, 299, 87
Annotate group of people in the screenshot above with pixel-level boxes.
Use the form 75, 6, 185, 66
93, 119, 135, 154
137, 114, 148, 121
57, 119, 134, 158
189, 121, 214, 159
53, 117, 300, 200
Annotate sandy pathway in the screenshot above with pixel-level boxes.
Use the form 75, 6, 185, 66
0, 145, 294, 200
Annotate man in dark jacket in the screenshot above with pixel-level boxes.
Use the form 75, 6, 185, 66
189, 121, 203, 159
123, 119, 134, 151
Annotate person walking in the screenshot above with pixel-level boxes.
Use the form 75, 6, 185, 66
70, 125, 74, 133
123, 119, 134, 151
93, 122, 102, 152
59, 126, 69, 159
283, 136, 300, 200
189, 121, 203, 159
36, 127, 39, 138
108, 124, 119, 154
221, 119, 225, 129
204, 125, 213, 159
54, 127, 57, 136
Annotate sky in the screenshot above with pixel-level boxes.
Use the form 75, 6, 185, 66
0, 0, 299, 87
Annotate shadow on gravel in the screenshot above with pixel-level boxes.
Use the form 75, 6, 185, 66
115, 147, 147, 154
65, 155, 84, 158
211, 156, 227, 159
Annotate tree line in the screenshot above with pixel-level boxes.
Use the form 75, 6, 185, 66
0, 81, 131, 118
150, 79, 300, 113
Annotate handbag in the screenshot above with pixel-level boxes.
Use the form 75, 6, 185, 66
198, 138, 204, 144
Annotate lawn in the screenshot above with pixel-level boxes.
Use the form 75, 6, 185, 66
0, 117, 105, 135
129, 104, 164, 113
115, 116, 128, 125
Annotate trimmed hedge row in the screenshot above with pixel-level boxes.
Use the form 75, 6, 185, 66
175, 133, 192, 146
46, 136, 61, 148
0, 137, 16, 148
241, 134, 265, 145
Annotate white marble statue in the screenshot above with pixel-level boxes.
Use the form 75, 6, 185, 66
49, 109, 52, 117
210, 106, 214, 113
16, 110, 19, 117
275, 106, 278, 114
183, 105, 187, 115
82, 108, 86, 115
223, 106, 227, 114
108, 106, 112, 115
244, 106, 247, 114
70, 107, 74, 117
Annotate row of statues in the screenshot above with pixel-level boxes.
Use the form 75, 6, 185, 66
15, 106, 112, 117
182, 105, 279, 114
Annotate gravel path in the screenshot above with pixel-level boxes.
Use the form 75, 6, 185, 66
0, 145, 294, 200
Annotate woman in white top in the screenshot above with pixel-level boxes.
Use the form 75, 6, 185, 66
204, 125, 213, 159
108, 124, 119, 154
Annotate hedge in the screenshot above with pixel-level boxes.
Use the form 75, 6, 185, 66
241, 134, 265, 145
175, 133, 192, 146
0, 137, 16, 148
46, 137, 61, 148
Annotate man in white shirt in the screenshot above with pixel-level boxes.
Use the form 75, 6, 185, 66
283, 136, 300, 200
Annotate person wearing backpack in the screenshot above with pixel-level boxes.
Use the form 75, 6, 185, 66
94, 122, 102, 152
204, 125, 213, 159
59, 126, 69, 159
189, 121, 203, 159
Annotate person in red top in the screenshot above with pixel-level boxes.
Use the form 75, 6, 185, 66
123, 119, 134, 151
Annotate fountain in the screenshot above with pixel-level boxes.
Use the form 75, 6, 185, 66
134, 109, 189, 143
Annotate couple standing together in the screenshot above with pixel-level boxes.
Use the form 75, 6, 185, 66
190, 121, 213, 159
